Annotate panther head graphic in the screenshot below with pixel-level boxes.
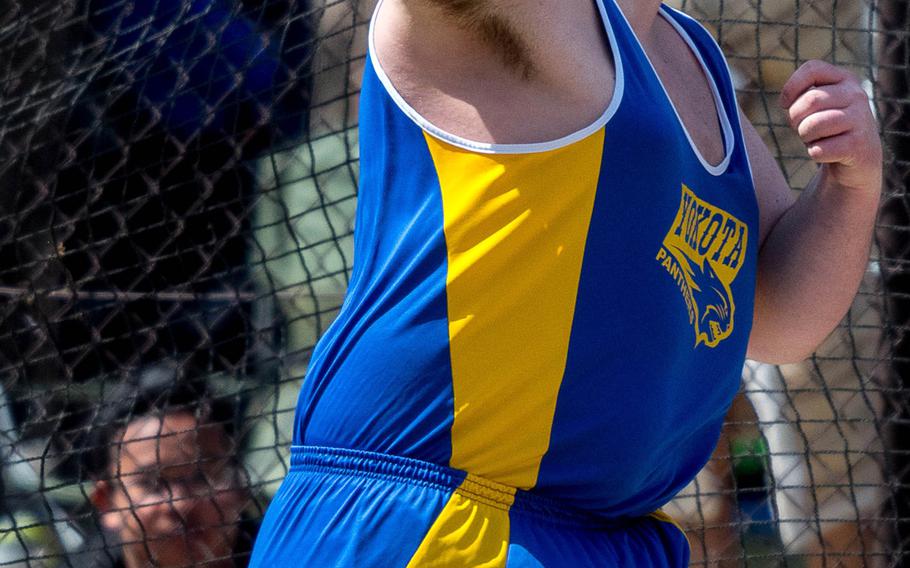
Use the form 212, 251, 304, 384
688, 257, 734, 347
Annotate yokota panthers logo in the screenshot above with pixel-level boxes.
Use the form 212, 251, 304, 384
656, 185, 748, 348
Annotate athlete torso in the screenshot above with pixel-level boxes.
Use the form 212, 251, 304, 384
292, 0, 759, 518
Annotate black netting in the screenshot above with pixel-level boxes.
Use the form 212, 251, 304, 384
0, 0, 906, 566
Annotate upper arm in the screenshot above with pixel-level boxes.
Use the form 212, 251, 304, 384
742, 109, 802, 361
740, 109, 796, 248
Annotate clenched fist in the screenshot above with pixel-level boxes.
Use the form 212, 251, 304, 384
779, 60, 882, 193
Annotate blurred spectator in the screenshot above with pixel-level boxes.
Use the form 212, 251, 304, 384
76, 364, 255, 568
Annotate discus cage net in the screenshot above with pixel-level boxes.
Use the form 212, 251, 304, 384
0, 0, 906, 566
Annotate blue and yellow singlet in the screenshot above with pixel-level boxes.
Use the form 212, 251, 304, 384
251, 0, 758, 565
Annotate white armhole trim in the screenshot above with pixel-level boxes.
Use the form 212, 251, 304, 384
662, 6, 755, 186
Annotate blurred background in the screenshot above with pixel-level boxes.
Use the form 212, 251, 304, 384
0, 0, 906, 566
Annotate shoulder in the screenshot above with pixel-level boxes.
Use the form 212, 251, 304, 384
658, 4, 727, 64
658, 5, 717, 41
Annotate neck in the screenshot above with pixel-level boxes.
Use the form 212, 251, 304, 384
121, 547, 143, 568
123, 547, 236, 568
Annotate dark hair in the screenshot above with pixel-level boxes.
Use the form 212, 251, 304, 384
81, 362, 239, 481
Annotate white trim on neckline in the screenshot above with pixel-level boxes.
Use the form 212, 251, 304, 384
366, 0, 625, 155
611, 3, 735, 176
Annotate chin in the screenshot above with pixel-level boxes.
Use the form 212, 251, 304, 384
127, 522, 235, 566
145, 539, 196, 568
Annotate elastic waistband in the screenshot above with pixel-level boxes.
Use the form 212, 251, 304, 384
290, 445, 472, 495
289, 445, 660, 528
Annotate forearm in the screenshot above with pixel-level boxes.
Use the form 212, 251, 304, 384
750, 166, 880, 363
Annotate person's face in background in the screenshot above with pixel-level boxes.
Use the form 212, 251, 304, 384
92, 412, 245, 568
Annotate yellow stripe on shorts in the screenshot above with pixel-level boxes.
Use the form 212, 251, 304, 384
649, 509, 691, 547
406, 475, 516, 568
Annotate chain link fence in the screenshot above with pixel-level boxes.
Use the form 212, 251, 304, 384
0, 0, 906, 566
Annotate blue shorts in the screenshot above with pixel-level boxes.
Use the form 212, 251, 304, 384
249, 446, 690, 567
